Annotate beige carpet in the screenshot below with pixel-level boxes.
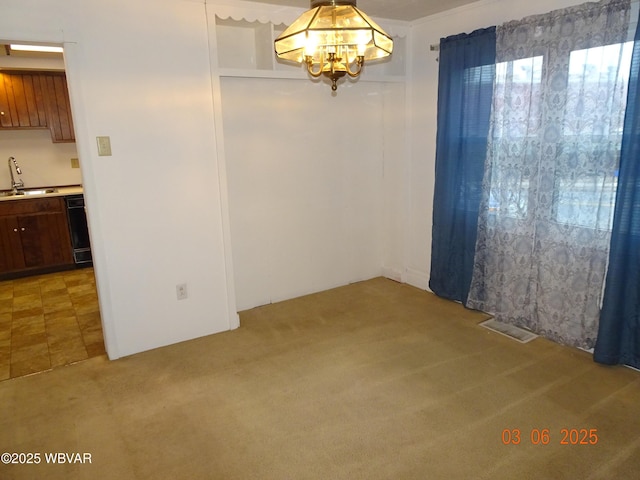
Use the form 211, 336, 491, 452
0, 277, 639, 479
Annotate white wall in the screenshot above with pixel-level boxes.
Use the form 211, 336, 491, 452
406, 0, 588, 291
221, 77, 404, 310
0, 129, 81, 188
207, 1, 408, 311
0, 0, 238, 359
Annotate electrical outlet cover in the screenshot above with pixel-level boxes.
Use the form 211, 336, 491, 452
176, 283, 188, 300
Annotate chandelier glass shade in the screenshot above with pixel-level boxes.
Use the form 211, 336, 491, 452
274, 0, 393, 91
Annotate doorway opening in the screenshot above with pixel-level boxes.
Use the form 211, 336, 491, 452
0, 41, 105, 380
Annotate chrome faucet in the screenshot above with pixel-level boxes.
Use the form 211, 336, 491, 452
8, 156, 24, 193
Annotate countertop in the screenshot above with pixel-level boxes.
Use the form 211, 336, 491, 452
0, 185, 84, 202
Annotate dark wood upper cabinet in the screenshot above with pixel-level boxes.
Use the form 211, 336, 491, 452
0, 71, 75, 143
0, 73, 48, 128
41, 73, 75, 143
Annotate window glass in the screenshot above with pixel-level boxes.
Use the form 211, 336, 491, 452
555, 42, 633, 229
488, 56, 543, 218
486, 43, 633, 230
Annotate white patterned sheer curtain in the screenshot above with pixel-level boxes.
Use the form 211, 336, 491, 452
466, 0, 633, 349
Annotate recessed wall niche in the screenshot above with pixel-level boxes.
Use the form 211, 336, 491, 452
213, 15, 406, 79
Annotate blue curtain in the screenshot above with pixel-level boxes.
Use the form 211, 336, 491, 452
594, 15, 640, 369
429, 27, 496, 303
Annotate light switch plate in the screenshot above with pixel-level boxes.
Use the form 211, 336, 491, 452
70, 157, 80, 168
96, 136, 112, 156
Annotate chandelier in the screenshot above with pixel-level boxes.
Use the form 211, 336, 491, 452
274, 0, 393, 91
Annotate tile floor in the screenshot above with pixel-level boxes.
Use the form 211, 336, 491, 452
0, 267, 105, 381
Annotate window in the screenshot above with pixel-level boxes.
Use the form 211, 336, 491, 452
487, 43, 633, 230
487, 56, 543, 218
555, 41, 633, 229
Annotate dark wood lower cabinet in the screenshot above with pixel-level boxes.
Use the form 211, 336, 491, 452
0, 216, 25, 272
0, 197, 74, 278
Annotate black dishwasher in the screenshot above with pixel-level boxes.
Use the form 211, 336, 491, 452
65, 194, 92, 265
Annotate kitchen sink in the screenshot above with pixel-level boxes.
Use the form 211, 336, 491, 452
0, 188, 58, 197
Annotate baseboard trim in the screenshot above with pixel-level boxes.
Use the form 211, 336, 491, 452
382, 267, 403, 283
404, 268, 430, 291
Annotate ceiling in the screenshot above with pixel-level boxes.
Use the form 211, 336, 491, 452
246, 0, 481, 21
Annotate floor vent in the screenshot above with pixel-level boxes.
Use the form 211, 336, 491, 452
479, 318, 538, 343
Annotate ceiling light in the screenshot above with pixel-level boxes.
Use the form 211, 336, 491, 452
274, 0, 393, 91
10, 44, 64, 53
